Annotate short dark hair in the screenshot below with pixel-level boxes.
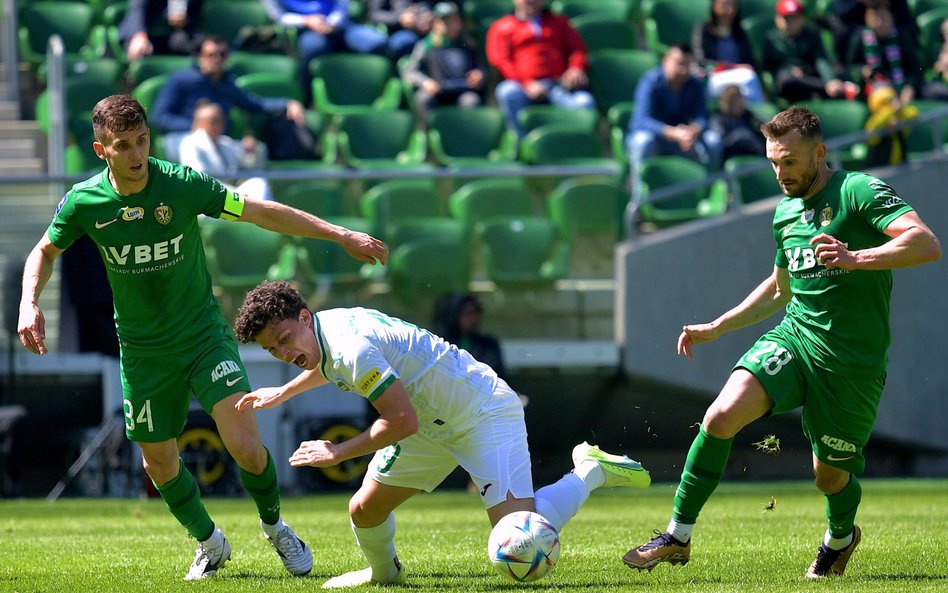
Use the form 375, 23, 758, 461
760, 106, 822, 143
91, 95, 148, 141
233, 281, 308, 343
668, 42, 693, 56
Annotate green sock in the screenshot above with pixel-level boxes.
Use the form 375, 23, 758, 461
672, 426, 734, 524
239, 449, 281, 525
825, 475, 861, 538
155, 461, 215, 541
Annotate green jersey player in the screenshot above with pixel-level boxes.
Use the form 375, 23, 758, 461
231, 280, 652, 588
17, 95, 388, 580
623, 106, 941, 579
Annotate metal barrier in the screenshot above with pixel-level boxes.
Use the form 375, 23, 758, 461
1, 0, 20, 105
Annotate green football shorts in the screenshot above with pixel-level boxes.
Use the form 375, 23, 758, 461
735, 324, 885, 475
119, 334, 252, 442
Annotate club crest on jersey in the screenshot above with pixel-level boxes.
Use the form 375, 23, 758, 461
122, 206, 145, 221
801, 209, 814, 223
820, 206, 833, 227
154, 203, 173, 225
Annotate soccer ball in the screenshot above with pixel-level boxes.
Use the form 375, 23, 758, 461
487, 511, 560, 582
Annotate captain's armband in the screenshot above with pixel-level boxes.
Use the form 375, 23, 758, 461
220, 189, 245, 221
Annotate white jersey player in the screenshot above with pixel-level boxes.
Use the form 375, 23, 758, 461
233, 281, 652, 588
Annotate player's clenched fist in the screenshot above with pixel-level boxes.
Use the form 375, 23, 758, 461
810, 233, 856, 270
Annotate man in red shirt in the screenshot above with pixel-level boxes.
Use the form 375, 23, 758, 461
486, 0, 595, 137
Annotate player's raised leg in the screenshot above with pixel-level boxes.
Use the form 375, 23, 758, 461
139, 439, 231, 580
624, 369, 771, 571
212, 392, 313, 576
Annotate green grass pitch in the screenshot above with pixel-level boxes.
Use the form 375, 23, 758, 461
1, 479, 946, 592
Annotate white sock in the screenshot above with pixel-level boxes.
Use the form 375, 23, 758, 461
667, 519, 693, 543
823, 529, 853, 550
534, 473, 589, 532
351, 513, 399, 583
573, 460, 606, 491
201, 527, 224, 548
260, 516, 287, 538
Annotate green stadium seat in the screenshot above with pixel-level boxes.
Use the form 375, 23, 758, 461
336, 111, 429, 170
587, 49, 659, 114
36, 78, 123, 137
608, 102, 634, 163
904, 100, 948, 160
519, 123, 613, 168
517, 105, 601, 136
310, 54, 402, 116
127, 55, 192, 86
275, 181, 346, 217
916, 7, 948, 67
18, 2, 106, 69
636, 155, 729, 227
477, 215, 571, 290
803, 99, 869, 168
547, 176, 626, 274
448, 178, 535, 238
385, 218, 467, 251
38, 56, 124, 87
910, 0, 948, 18
200, 1, 274, 46
295, 216, 375, 301
228, 52, 297, 80
723, 155, 781, 204
571, 13, 638, 52
130, 74, 169, 115
387, 238, 472, 305
426, 106, 519, 168
643, 0, 711, 55
358, 179, 444, 238
552, 0, 638, 22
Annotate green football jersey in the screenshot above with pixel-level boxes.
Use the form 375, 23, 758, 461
47, 157, 245, 356
772, 170, 913, 377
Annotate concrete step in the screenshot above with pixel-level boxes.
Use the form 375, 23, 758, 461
0, 120, 42, 141
0, 100, 20, 120
0, 158, 45, 176
0, 138, 37, 158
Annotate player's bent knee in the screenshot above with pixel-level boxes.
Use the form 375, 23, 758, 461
702, 410, 740, 440
348, 496, 388, 528
813, 468, 849, 495
225, 440, 267, 474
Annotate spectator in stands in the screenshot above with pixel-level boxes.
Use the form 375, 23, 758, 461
433, 293, 508, 382
692, 0, 767, 103
260, 0, 389, 106
709, 84, 767, 161
486, 0, 595, 137
627, 44, 723, 178
927, 18, 948, 100
844, 0, 923, 108
179, 102, 273, 201
402, 2, 485, 120
864, 84, 918, 167
150, 36, 307, 163
119, 0, 205, 63
825, 0, 917, 67
763, 0, 858, 103
368, 0, 436, 61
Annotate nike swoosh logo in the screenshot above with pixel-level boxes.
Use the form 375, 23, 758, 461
827, 454, 854, 461
95, 218, 118, 229
225, 376, 244, 387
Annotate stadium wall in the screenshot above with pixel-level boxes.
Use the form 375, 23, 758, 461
616, 157, 948, 461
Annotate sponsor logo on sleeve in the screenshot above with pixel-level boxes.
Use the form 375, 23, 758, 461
358, 368, 383, 393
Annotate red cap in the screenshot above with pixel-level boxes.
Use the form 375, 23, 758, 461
775, 0, 804, 16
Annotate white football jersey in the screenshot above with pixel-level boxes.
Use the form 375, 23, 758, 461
313, 307, 503, 437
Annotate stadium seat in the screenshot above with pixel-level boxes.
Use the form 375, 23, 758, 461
276, 181, 346, 217
643, 0, 711, 55
916, 7, 948, 67
903, 100, 948, 160
234, 71, 304, 102
426, 106, 519, 168
741, 13, 773, 69
910, 0, 948, 18
228, 52, 297, 81
551, 0, 638, 22
200, 1, 275, 47
518, 123, 613, 168
517, 105, 601, 136
465, 0, 514, 43
571, 13, 638, 52
127, 55, 192, 86
18, 2, 106, 69
740, 0, 778, 19
385, 218, 467, 251
358, 179, 444, 238
130, 74, 170, 115
387, 238, 472, 305
608, 102, 634, 163
295, 216, 375, 302
547, 177, 625, 243
310, 54, 402, 116
36, 78, 122, 136
587, 49, 659, 114
335, 111, 429, 170
448, 178, 535, 238
201, 220, 298, 312
803, 99, 869, 168
723, 155, 781, 204
636, 155, 729, 227
38, 56, 124, 87
476, 216, 571, 290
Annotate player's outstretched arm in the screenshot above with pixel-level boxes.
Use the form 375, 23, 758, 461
289, 380, 418, 468
679, 265, 791, 359
235, 368, 329, 411
17, 235, 64, 355
238, 198, 389, 265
